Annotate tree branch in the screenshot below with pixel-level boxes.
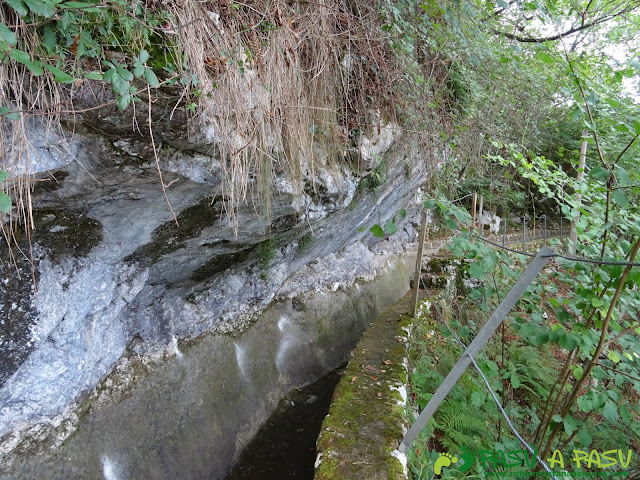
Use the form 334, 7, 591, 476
493, 4, 639, 43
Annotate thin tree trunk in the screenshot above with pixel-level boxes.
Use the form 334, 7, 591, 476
569, 130, 588, 256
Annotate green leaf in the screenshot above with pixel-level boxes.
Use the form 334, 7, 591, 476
602, 400, 618, 421
25, 60, 44, 76
384, 218, 398, 235
558, 333, 578, 350
102, 67, 115, 83
468, 262, 484, 279
0, 107, 20, 120
577, 429, 592, 448
423, 200, 436, 209
470, 391, 485, 407
116, 65, 134, 81
620, 404, 631, 423
563, 415, 578, 435
370, 224, 384, 238
8, 50, 44, 76
5, 0, 28, 16
0, 23, 18, 46
445, 218, 458, 229
552, 414, 563, 423
44, 64, 75, 83
614, 123, 630, 133
0, 192, 11, 213
398, 208, 407, 220
458, 325, 470, 339
607, 351, 620, 363
62, 1, 102, 10
116, 93, 131, 110
133, 63, 145, 79
111, 72, 129, 95
615, 166, 631, 187
43, 26, 57, 53
571, 364, 584, 380
0, 171, 8, 182
538, 52, 554, 64
612, 189, 628, 208
85, 71, 103, 80
143, 68, 160, 88
138, 49, 150, 64
577, 395, 594, 412
23, 0, 57, 17
590, 166, 610, 180
9, 49, 31, 64
511, 372, 521, 389
486, 360, 499, 372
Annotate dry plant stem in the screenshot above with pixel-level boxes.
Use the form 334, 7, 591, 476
533, 348, 578, 446
147, 85, 178, 226
600, 135, 639, 257
602, 321, 640, 350
597, 363, 640, 383
539, 237, 640, 461
564, 49, 608, 171
23, 100, 117, 116
613, 134, 638, 165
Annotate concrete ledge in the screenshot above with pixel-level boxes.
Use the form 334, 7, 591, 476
314, 293, 413, 480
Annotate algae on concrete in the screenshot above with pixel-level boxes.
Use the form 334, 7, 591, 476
314, 293, 413, 480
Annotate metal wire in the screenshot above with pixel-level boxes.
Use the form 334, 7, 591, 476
469, 232, 536, 257
463, 228, 640, 267
542, 252, 640, 267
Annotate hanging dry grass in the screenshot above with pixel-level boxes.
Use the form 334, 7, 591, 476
0, 5, 69, 268
0, 0, 457, 247
166, 0, 372, 231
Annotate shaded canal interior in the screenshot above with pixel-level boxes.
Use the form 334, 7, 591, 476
225, 365, 346, 479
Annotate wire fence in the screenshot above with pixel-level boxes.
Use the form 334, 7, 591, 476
475, 214, 566, 248
401, 243, 556, 474
427, 286, 560, 480
402, 209, 640, 476
469, 229, 640, 267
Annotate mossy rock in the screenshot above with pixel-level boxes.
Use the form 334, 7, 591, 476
125, 197, 222, 265
315, 294, 412, 480
32, 208, 103, 262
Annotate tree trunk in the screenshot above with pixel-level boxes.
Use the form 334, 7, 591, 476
569, 130, 588, 256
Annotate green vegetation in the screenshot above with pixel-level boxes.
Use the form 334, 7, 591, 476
406, 193, 640, 477
397, 0, 640, 462
0, 171, 10, 213
297, 232, 314, 254
359, 160, 387, 193
257, 238, 277, 278
315, 297, 412, 480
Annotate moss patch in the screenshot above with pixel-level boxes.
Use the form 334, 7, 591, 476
315, 293, 412, 480
32, 208, 103, 261
190, 247, 253, 282
125, 196, 222, 265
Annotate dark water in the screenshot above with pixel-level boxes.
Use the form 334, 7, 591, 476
225, 366, 345, 480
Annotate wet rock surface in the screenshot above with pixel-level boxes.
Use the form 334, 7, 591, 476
0, 95, 435, 477
225, 366, 345, 480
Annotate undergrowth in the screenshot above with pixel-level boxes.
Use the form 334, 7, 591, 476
407, 239, 640, 479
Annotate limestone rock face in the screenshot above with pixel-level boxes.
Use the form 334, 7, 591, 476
0, 94, 435, 478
